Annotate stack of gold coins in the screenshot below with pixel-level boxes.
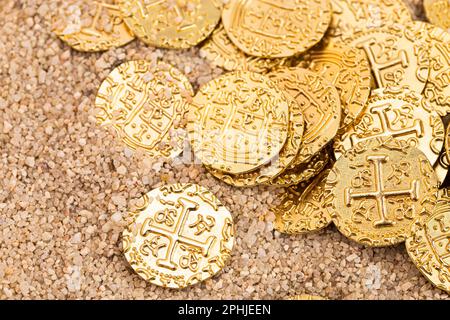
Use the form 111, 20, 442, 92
53, 0, 450, 295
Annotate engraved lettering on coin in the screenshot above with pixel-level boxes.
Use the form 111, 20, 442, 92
222, 0, 332, 58
188, 71, 290, 175
406, 188, 450, 293
95, 60, 194, 159
302, 41, 372, 129
268, 67, 341, 165
123, 183, 235, 289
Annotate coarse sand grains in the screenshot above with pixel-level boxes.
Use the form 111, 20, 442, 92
0, 0, 449, 300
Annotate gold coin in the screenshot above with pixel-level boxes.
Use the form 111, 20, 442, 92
327, 0, 411, 39
327, 137, 439, 247
302, 41, 372, 129
188, 71, 290, 175
270, 149, 330, 187
122, 183, 235, 289
222, 0, 332, 58
200, 23, 290, 73
424, 0, 450, 31
205, 98, 305, 187
272, 169, 332, 235
334, 87, 445, 166
434, 148, 449, 185
95, 60, 194, 159
340, 23, 430, 92
52, 0, 135, 52
268, 67, 341, 165
410, 22, 450, 117
288, 294, 327, 300
118, 0, 222, 49
406, 188, 450, 293
446, 122, 450, 163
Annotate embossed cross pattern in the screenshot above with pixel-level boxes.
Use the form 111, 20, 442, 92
351, 103, 424, 145
345, 155, 419, 227
143, 197, 215, 271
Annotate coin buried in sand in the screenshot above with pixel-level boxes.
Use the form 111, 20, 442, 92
272, 169, 332, 235
188, 71, 290, 175
52, 0, 135, 52
117, 0, 222, 49
327, 0, 411, 39
205, 97, 305, 187
302, 41, 372, 129
95, 60, 194, 159
406, 188, 450, 294
122, 183, 235, 289
200, 23, 289, 73
268, 67, 341, 165
424, 0, 450, 31
341, 23, 430, 92
222, 0, 332, 58
270, 149, 330, 187
327, 137, 439, 247
333, 87, 445, 166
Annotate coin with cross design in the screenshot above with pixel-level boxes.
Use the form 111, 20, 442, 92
95, 60, 194, 159
222, 0, 332, 58
327, 137, 439, 247
117, 0, 223, 49
340, 23, 430, 93
424, 0, 450, 32
188, 71, 290, 175
406, 188, 450, 293
122, 183, 235, 289
52, 0, 135, 52
326, 0, 411, 40
334, 87, 445, 167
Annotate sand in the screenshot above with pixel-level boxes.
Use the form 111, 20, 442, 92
0, 0, 449, 300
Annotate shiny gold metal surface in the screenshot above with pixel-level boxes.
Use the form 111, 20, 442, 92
122, 183, 235, 289
118, 0, 222, 48
273, 169, 332, 235
327, 137, 439, 247
406, 188, 450, 293
95, 60, 193, 159
334, 87, 445, 166
53, 0, 135, 52
188, 71, 290, 175
222, 0, 332, 58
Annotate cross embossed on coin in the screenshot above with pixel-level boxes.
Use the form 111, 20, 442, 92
141, 197, 215, 271
350, 103, 424, 145
345, 155, 419, 227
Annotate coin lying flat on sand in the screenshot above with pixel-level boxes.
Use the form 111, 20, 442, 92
95, 60, 194, 159
122, 183, 235, 289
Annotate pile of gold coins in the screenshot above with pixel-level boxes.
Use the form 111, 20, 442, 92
54, 0, 450, 296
